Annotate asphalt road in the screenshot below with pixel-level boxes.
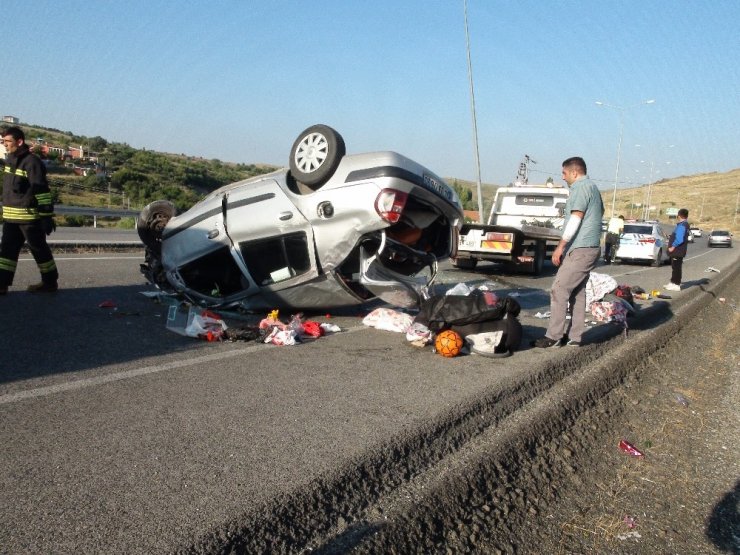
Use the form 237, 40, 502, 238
0, 236, 736, 553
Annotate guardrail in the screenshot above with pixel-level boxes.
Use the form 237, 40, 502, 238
1, 203, 140, 229
54, 205, 140, 218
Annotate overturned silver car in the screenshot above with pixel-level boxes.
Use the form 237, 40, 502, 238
137, 125, 463, 311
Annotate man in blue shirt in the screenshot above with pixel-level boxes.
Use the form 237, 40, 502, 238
532, 157, 604, 348
664, 208, 690, 291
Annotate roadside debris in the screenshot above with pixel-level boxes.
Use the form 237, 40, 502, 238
467, 331, 512, 358
98, 299, 117, 308
413, 285, 522, 358
674, 393, 690, 407
618, 439, 645, 458
623, 515, 637, 529
445, 282, 474, 296
144, 291, 342, 344
406, 322, 432, 347
223, 326, 262, 342
433, 329, 464, 357
361, 282, 522, 357
259, 311, 337, 345
362, 307, 414, 333
705, 266, 720, 273
166, 305, 227, 341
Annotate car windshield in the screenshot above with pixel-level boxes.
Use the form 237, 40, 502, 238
712, 230, 730, 236
623, 224, 653, 234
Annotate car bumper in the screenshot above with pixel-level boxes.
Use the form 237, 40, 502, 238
614, 244, 657, 261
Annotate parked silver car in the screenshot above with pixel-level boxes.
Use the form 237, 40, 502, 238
707, 229, 732, 247
137, 125, 463, 311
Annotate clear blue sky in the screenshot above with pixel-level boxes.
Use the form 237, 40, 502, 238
2, 1, 738, 190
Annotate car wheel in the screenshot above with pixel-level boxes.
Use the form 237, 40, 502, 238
137, 200, 176, 253
532, 240, 546, 275
289, 124, 346, 189
451, 257, 478, 270
652, 249, 662, 267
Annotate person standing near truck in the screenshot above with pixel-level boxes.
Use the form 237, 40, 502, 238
664, 208, 690, 291
603, 214, 624, 264
531, 157, 604, 348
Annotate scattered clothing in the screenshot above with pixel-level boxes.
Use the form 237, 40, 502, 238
362, 307, 414, 333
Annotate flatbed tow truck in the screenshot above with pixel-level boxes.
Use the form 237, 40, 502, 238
452, 158, 569, 275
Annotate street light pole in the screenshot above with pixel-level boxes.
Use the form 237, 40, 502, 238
643, 159, 655, 220
636, 145, 674, 221
595, 99, 655, 218
463, 0, 484, 224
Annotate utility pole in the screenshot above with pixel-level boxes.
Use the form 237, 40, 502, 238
463, 0, 484, 224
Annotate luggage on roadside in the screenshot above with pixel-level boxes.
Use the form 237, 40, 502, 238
413, 289, 522, 357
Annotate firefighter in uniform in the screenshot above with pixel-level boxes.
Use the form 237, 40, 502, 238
0, 126, 58, 294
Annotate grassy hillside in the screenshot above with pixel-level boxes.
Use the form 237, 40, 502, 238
604, 168, 740, 233
7, 123, 278, 214
448, 170, 739, 233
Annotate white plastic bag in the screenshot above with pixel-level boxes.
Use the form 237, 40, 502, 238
185, 311, 228, 340
362, 308, 413, 333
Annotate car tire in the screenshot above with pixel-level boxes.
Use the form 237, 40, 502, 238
652, 249, 662, 267
137, 200, 176, 253
289, 124, 346, 189
532, 240, 545, 275
451, 257, 478, 270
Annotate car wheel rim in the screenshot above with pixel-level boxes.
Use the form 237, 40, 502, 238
294, 132, 328, 173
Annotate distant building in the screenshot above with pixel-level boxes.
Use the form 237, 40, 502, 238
463, 210, 480, 222
3, 115, 19, 124
68, 146, 85, 159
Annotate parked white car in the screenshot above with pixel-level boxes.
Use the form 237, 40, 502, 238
614, 221, 671, 266
690, 227, 702, 237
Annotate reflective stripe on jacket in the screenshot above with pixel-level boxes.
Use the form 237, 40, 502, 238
2, 145, 53, 222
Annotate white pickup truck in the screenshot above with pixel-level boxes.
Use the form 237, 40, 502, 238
453, 184, 569, 275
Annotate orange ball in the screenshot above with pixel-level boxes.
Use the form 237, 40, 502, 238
434, 329, 464, 357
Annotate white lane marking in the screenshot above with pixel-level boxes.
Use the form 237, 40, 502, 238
0, 326, 367, 406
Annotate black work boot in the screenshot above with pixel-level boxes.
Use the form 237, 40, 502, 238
27, 282, 59, 293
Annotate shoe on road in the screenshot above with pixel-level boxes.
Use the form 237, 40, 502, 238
27, 282, 58, 293
530, 336, 563, 348
663, 282, 681, 291
561, 335, 582, 347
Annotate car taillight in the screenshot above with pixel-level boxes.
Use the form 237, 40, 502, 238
375, 189, 408, 223
638, 237, 656, 244
485, 232, 513, 242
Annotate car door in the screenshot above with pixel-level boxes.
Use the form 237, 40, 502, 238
223, 178, 319, 291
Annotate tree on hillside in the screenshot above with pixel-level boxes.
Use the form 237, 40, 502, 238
86, 136, 108, 152
451, 180, 477, 210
